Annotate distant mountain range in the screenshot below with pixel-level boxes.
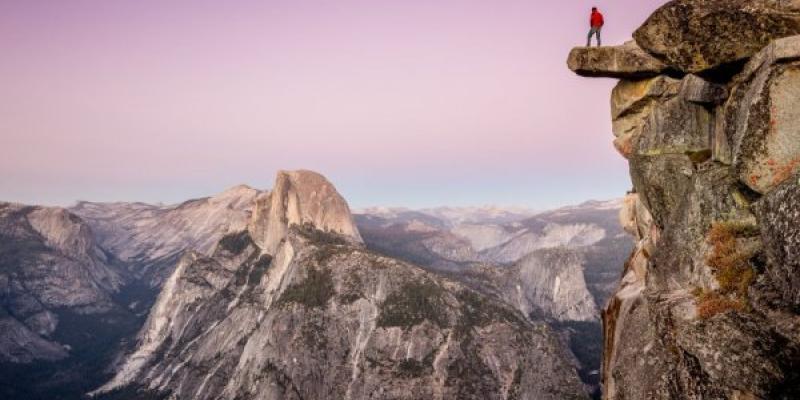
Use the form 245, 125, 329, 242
355, 199, 628, 309
354, 199, 631, 395
0, 174, 627, 399
356, 205, 540, 225
70, 184, 261, 287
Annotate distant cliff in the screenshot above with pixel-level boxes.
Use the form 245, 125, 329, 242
568, 1, 800, 399
92, 170, 586, 400
0, 204, 124, 363
71, 184, 260, 287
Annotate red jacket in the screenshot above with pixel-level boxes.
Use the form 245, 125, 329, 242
590, 11, 604, 28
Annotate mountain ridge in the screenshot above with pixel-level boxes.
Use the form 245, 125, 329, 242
91, 170, 588, 400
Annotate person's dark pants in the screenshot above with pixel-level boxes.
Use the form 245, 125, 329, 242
587, 26, 602, 47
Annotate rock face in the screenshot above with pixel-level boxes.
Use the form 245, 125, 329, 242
356, 200, 631, 396
567, 41, 669, 79
0, 204, 123, 363
0, 314, 68, 363
249, 170, 362, 255
93, 171, 587, 400
570, 6, 800, 399
609, 74, 726, 160
723, 36, 800, 194
355, 200, 629, 320
601, 193, 658, 400
512, 249, 598, 322
72, 184, 260, 286
754, 176, 800, 309
634, 0, 800, 75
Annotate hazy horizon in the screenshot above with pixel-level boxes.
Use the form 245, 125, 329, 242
18, 179, 623, 213
1, 0, 668, 210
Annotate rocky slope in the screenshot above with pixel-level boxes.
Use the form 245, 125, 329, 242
355, 200, 631, 396
511, 249, 598, 323
568, 1, 800, 398
355, 200, 629, 322
0, 203, 124, 363
92, 170, 587, 400
0, 203, 148, 400
71, 185, 259, 286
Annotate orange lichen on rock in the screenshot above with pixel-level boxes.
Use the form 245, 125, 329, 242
613, 134, 635, 159
706, 221, 758, 297
769, 157, 800, 187
696, 291, 745, 319
694, 221, 760, 320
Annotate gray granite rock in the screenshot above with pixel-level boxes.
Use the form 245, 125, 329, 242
94, 172, 588, 400
571, 17, 800, 398
721, 35, 800, 194
567, 41, 669, 79
754, 174, 800, 309
634, 0, 800, 75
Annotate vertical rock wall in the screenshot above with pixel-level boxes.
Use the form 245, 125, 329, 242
569, 2, 800, 398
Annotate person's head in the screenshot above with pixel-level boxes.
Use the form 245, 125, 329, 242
592, 7, 598, 12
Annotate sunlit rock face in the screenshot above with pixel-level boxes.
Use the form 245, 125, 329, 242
512, 248, 598, 322
248, 169, 362, 255
93, 171, 587, 400
71, 184, 260, 286
355, 200, 628, 322
567, 41, 669, 79
570, 3, 800, 399
355, 200, 630, 396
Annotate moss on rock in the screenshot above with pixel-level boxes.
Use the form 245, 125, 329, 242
278, 266, 335, 309
377, 279, 448, 330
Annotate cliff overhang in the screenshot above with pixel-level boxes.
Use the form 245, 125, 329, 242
568, 1, 800, 398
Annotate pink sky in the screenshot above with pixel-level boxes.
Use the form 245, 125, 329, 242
0, 0, 668, 209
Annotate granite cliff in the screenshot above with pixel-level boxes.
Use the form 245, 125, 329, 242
568, 1, 800, 399
0, 204, 125, 363
92, 170, 587, 400
0, 203, 149, 399
356, 201, 631, 395
71, 185, 260, 287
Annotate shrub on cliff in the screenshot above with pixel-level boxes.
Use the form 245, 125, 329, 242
696, 220, 760, 318
694, 290, 745, 319
706, 220, 759, 297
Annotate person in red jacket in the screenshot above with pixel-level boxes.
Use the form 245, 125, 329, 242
587, 7, 604, 47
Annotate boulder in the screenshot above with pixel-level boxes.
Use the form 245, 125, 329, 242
611, 76, 681, 158
610, 74, 713, 161
739, 34, 800, 80
722, 35, 800, 194
633, 95, 712, 157
634, 0, 800, 75
678, 74, 727, 104
567, 41, 669, 79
